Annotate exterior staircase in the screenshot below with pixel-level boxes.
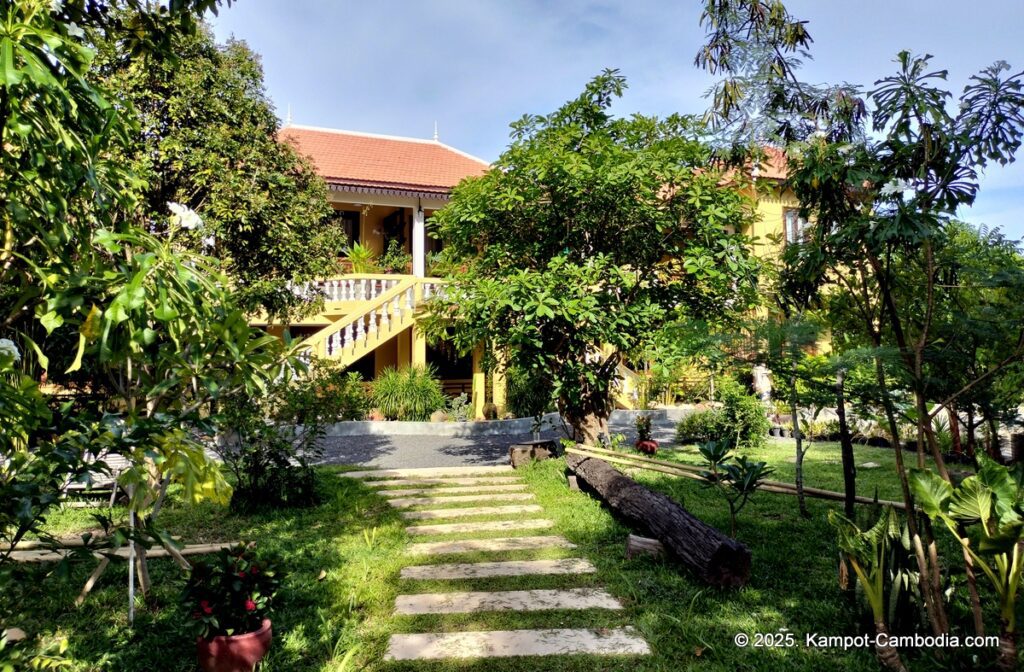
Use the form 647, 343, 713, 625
298, 275, 447, 368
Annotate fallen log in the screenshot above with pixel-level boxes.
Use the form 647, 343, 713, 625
566, 451, 751, 588
625, 534, 665, 559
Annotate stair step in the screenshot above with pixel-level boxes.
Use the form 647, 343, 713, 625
394, 587, 623, 615
343, 466, 513, 480
386, 627, 651, 660
405, 519, 555, 536
401, 505, 543, 521
387, 493, 535, 508
382, 483, 529, 497
401, 558, 595, 580
367, 476, 522, 489
407, 536, 577, 556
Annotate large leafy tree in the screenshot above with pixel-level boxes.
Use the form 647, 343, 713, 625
427, 71, 760, 443
91, 19, 342, 318
695, 0, 1024, 662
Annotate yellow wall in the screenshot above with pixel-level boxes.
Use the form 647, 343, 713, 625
746, 182, 799, 262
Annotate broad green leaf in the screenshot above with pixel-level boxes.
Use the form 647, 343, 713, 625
909, 468, 952, 519
948, 476, 993, 528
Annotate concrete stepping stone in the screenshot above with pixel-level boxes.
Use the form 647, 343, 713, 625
386, 627, 651, 660
382, 483, 529, 497
401, 504, 542, 521
342, 466, 512, 480
367, 476, 522, 489
407, 536, 577, 556
405, 519, 555, 536
394, 587, 623, 615
387, 493, 536, 508
401, 558, 595, 580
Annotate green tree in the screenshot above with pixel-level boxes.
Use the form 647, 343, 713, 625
92, 20, 342, 319
426, 71, 761, 443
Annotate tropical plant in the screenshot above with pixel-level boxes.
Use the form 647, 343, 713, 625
345, 242, 378, 274
369, 366, 447, 421
182, 543, 284, 640
828, 508, 908, 672
698, 439, 774, 536
505, 366, 554, 420
717, 378, 771, 449
424, 71, 760, 443
635, 414, 653, 443
911, 457, 1024, 671
378, 239, 412, 275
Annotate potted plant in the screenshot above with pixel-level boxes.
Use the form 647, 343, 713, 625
634, 414, 658, 455
183, 543, 283, 672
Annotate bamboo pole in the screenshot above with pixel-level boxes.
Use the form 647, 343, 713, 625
565, 446, 908, 510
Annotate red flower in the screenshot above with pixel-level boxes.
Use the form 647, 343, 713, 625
238, 571, 247, 578
244, 599, 257, 612
200, 600, 213, 615
250, 565, 259, 575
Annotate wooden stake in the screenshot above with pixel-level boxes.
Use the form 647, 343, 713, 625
625, 534, 664, 559
75, 557, 111, 606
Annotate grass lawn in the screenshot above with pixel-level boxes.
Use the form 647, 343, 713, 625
5, 440, 1014, 671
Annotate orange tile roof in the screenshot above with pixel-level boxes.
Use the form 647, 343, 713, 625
280, 125, 490, 195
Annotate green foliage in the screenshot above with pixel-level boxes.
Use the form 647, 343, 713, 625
697, 439, 774, 535
345, 242, 378, 274
425, 71, 760, 442
718, 378, 771, 448
911, 457, 1024, 650
446, 393, 470, 422
675, 409, 724, 444
378, 239, 412, 275
215, 362, 358, 510
92, 19, 341, 319
182, 542, 284, 639
505, 366, 554, 420
369, 366, 447, 421
0, 631, 71, 671
828, 507, 903, 625
635, 414, 653, 443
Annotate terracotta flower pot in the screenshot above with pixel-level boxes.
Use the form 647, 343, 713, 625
635, 439, 658, 455
197, 619, 272, 672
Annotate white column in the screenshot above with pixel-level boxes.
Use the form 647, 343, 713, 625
412, 204, 426, 278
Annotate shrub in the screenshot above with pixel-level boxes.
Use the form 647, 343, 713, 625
506, 366, 553, 419
370, 366, 447, 421
675, 409, 725, 444
344, 242, 378, 273
717, 379, 771, 448
182, 542, 283, 639
282, 359, 368, 423
379, 239, 412, 274
216, 362, 352, 510
675, 379, 770, 447
447, 393, 470, 422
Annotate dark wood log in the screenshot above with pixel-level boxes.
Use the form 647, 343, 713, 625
625, 534, 664, 559
566, 451, 751, 588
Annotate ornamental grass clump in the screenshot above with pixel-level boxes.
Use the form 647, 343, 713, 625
182, 543, 283, 640
370, 365, 446, 421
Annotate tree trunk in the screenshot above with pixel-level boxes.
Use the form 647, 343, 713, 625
997, 621, 1017, 672
790, 365, 808, 518
566, 451, 751, 587
966, 406, 977, 458
947, 403, 963, 457
836, 369, 856, 519
874, 621, 908, 672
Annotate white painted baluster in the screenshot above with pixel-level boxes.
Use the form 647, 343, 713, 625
368, 307, 379, 337
356, 314, 366, 343
393, 295, 403, 320
344, 323, 354, 349
381, 298, 391, 331
405, 287, 414, 311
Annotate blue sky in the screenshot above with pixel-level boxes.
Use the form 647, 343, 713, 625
211, 1, 1024, 240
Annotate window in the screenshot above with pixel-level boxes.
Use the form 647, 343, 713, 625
333, 209, 360, 252
784, 208, 809, 244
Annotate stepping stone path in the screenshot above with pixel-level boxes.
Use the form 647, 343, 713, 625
344, 465, 651, 663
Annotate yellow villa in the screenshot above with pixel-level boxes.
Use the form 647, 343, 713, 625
266, 125, 800, 417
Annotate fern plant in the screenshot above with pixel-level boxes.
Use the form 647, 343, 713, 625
344, 242, 378, 273
369, 366, 446, 421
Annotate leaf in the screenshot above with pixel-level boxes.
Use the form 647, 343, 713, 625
909, 468, 952, 519
948, 476, 993, 528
